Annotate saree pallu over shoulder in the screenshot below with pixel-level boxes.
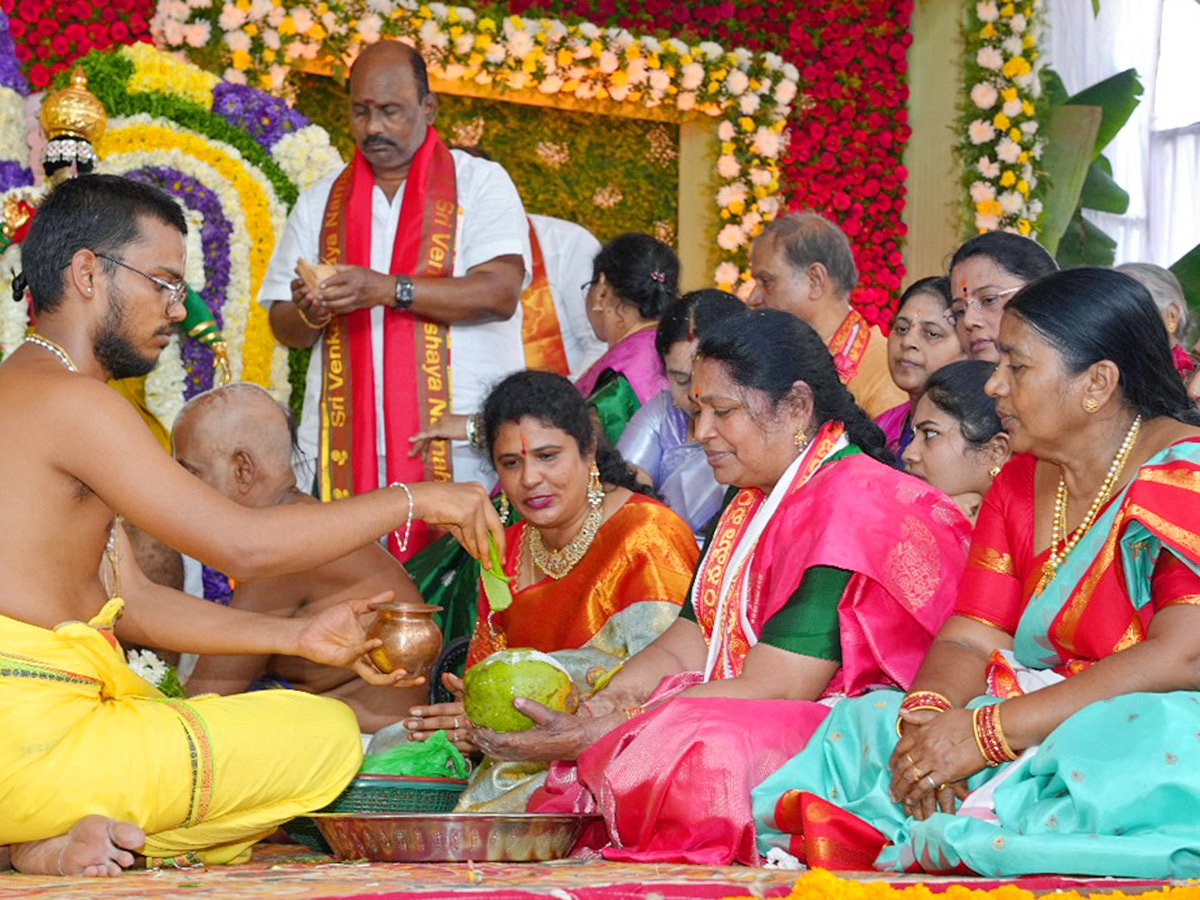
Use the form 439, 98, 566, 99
753, 436, 1200, 878
0, 599, 359, 865
573, 329, 666, 405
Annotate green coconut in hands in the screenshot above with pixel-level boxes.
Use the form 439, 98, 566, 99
463, 649, 576, 732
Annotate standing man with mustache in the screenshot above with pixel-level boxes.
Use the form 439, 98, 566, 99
260, 41, 530, 558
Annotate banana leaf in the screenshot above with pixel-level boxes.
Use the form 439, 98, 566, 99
1056, 210, 1119, 268
1171, 242, 1200, 314
1079, 154, 1129, 214
1038, 104, 1102, 256
1065, 69, 1143, 157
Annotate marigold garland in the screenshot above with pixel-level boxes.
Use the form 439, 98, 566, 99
722, 867, 1200, 900
957, 0, 1048, 238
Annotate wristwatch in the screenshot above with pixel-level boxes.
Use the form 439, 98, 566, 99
393, 274, 415, 311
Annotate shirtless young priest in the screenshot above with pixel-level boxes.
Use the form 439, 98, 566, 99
0, 175, 501, 875
176, 383, 426, 734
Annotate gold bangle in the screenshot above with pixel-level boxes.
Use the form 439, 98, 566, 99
295, 305, 331, 329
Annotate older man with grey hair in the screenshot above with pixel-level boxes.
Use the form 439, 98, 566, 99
748, 212, 904, 418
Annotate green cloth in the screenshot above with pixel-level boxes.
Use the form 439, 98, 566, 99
588, 370, 642, 446
359, 730, 469, 778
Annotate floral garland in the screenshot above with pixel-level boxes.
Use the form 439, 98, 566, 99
152, 0, 799, 286
0, 85, 32, 195
722, 868, 1199, 900
959, 0, 1047, 238
1, 0, 155, 90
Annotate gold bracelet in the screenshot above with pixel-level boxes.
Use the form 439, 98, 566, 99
296, 305, 331, 329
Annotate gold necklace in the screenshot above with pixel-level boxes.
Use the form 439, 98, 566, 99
1047, 415, 1141, 574
24, 334, 78, 372
526, 502, 604, 580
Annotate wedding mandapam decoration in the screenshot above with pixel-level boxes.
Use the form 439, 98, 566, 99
958, 0, 1048, 238
0, 42, 343, 427
151, 0, 801, 292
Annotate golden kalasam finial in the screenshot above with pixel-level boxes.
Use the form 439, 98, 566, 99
40, 66, 107, 145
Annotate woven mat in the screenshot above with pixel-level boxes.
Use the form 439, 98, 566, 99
0, 844, 1176, 900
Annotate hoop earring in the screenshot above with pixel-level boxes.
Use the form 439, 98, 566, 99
498, 492, 510, 525
1083, 397, 1100, 413
587, 464, 603, 509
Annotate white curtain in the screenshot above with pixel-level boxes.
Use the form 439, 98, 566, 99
1046, 0, 1200, 266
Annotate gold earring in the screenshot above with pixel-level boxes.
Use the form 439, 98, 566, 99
1083, 397, 1100, 413
1169, 320, 1178, 336
587, 464, 603, 508
498, 492, 510, 525
989, 465, 1001, 479
793, 428, 810, 450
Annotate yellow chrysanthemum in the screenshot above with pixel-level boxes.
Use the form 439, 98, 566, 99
1017, 218, 1033, 234
993, 112, 1010, 130
980, 23, 997, 38
999, 170, 1016, 187
1017, 178, 1030, 197
1002, 55, 1031, 79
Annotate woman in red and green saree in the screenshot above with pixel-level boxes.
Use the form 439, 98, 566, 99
754, 268, 1200, 878
472, 310, 971, 864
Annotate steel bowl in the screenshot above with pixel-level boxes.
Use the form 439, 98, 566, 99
311, 812, 601, 862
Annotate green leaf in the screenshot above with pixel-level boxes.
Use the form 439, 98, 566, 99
1064, 69, 1143, 156
1171, 242, 1200, 314
1092, 0, 1101, 16
1037, 104, 1102, 256
481, 534, 513, 612
1079, 157, 1129, 214
1041, 68, 1070, 108
1055, 210, 1118, 268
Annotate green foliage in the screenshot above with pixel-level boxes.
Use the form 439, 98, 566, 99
1172, 242, 1200, 314
1040, 67, 1142, 268
290, 75, 680, 247
287, 346, 312, 422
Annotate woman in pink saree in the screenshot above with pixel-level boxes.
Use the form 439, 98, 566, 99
473, 310, 972, 865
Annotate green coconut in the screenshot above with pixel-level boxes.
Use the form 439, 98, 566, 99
463, 649, 575, 732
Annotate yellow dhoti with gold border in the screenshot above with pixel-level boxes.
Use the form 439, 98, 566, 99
0, 599, 360, 866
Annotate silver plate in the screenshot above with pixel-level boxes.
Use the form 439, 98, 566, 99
311, 812, 602, 862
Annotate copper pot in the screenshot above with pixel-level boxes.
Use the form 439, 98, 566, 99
366, 603, 443, 679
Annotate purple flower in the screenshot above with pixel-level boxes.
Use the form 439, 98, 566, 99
0, 160, 33, 192
211, 82, 310, 150
201, 564, 233, 605
0, 11, 27, 95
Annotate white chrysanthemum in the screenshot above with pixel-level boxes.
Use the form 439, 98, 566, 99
998, 190, 1023, 214
1002, 97, 1022, 118
714, 261, 741, 285
224, 29, 252, 52
976, 46, 1004, 71
485, 44, 506, 64
427, 2, 448, 18
749, 167, 772, 187
763, 51, 783, 71
734, 47, 752, 66
642, 36, 662, 54
977, 156, 1001, 178
217, 3, 246, 28
453, 33, 473, 56
699, 41, 723, 61
598, 50, 619, 74
666, 38, 688, 55
1020, 120, 1039, 135
291, 7, 313, 33
975, 211, 1000, 231
1028, 199, 1043, 217
1003, 36, 1023, 56
970, 82, 998, 110
752, 127, 782, 158
996, 136, 1021, 163
578, 21, 599, 39
717, 154, 741, 179
976, 1, 1000, 22
717, 182, 749, 207
222, 67, 247, 84
648, 69, 671, 92
609, 84, 630, 102
538, 75, 564, 94
1014, 71, 1035, 90
127, 649, 169, 685
507, 31, 534, 58
626, 58, 648, 85
739, 93, 761, 115
968, 119, 996, 145
1009, 13, 1027, 33
970, 181, 996, 202
262, 28, 281, 50
758, 195, 781, 218
717, 120, 736, 141
183, 21, 211, 46
680, 62, 704, 91
419, 19, 448, 48
676, 92, 696, 111
741, 210, 762, 233
725, 69, 750, 96
545, 20, 566, 41
455, 6, 476, 23
716, 223, 748, 250
774, 80, 798, 106
781, 62, 799, 81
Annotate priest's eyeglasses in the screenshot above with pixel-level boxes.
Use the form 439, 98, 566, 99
96, 253, 188, 311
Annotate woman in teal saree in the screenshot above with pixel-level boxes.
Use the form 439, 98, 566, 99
753, 268, 1200, 878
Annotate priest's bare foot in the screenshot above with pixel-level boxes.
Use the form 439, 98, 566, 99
10, 816, 145, 876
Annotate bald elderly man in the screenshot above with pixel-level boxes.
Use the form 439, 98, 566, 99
175, 383, 427, 735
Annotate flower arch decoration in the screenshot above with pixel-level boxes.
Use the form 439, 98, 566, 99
0, 42, 343, 425
152, 0, 801, 291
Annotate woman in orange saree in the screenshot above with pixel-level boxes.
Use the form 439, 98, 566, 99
474, 310, 971, 864
754, 268, 1200, 878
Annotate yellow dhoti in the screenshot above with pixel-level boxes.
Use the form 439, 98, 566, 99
0, 599, 360, 866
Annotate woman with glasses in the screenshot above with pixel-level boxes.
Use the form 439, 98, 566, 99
948, 232, 1057, 362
